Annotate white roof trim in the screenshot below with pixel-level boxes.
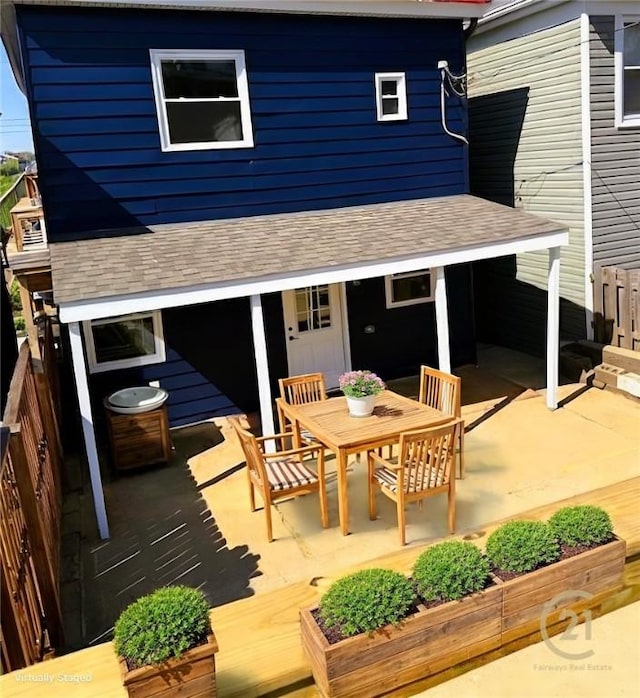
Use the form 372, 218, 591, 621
58, 229, 569, 323
7, 0, 490, 18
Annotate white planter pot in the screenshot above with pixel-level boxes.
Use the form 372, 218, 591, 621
345, 394, 376, 417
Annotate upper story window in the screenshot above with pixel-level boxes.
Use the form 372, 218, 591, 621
84, 311, 165, 373
375, 73, 408, 121
615, 17, 640, 128
150, 49, 254, 151
385, 270, 433, 308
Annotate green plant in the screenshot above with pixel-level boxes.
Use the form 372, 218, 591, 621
338, 370, 385, 398
548, 505, 613, 547
9, 279, 22, 312
114, 586, 210, 669
319, 568, 415, 637
13, 315, 25, 333
412, 541, 490, 602
486, 520, 560, 573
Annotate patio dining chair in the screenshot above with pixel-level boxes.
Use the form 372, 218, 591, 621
367, 419, 461, 546
277, 372, 328, 448
419, 365, 464, 478
230, 417, 329, 542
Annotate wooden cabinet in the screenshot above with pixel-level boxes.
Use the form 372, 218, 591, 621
106, 405, 171, 471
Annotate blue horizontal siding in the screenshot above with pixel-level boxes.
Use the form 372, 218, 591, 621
18, 6, 467, 239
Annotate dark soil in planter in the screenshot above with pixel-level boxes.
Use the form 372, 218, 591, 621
491, 538, 613, 581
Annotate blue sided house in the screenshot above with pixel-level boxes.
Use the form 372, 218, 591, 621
2, 0, 569, 538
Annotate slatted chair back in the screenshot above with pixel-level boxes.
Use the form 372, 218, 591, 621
418, 365, 461, 418
230, 418, 270, 490
396, 422, 458, 494
279, 373, 327, 406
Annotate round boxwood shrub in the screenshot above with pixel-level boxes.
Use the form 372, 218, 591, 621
486, 520, 560, 574
319, 568, 415, 637
412, 540, 490, 602
548, 505, 613, 547
114, 586, 211, 669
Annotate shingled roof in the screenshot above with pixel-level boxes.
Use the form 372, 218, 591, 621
50, 194, 566, 306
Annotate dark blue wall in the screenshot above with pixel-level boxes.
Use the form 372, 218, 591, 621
346, 264, 476, 379
17, 6, 468, 240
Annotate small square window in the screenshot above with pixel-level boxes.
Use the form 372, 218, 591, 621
615, 16, 640, 127
385, 270, 434, 308
375, 72, 408, 122
84, 311, 165, 373
150, 49, 254, 151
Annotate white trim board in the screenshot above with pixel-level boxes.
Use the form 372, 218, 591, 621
57, 230, 569, 323
580, 12, 594, 340
7, 0, 491, 19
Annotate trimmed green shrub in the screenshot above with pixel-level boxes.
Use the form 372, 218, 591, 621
114, 586, 210, 669
319, 568, 415, 637
549, 505, 613, 547
412, 541, 490, 602
486, 520, 560, 573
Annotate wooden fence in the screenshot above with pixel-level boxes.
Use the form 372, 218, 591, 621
1, 340, 63, 672
593, 266, 640, 352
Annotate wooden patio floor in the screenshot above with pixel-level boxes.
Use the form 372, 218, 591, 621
2, 477, 639, 698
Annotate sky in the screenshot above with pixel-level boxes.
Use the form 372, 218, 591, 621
1, 42, 34, 153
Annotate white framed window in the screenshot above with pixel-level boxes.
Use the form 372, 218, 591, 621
615, 16, 640, 128
83, 311, 166, 374
150, 49, 254, 151
375, 72, 408, 121
385, 270, 434, 309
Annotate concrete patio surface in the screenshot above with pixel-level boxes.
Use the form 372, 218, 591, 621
55, 345, 640, 696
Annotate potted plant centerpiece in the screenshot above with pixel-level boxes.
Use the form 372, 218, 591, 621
114, 585, 218, 698
338, 370, 385, 417
486, 506, 626, 643
300, 541, 502, 698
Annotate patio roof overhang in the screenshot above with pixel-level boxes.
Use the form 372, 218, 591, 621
52, 194, 568, 323
55, 194, 569, 540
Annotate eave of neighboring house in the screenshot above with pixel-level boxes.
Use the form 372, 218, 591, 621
1, 0, 492, 93
476, 0, 639, 35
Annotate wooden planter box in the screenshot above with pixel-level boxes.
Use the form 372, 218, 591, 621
497, 536, 626, 643
301, 584, 502, 698
119, 633, 218, 698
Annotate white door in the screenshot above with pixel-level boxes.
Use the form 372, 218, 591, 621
282, 284, 348, 388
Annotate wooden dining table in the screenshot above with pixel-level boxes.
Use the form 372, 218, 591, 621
276, 389, 454, 536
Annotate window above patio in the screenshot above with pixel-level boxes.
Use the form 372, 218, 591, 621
83, 311, 165, 373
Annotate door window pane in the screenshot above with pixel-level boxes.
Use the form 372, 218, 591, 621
295, 286, 332, 333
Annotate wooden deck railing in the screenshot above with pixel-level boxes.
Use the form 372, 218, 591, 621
593, 266, 640, 351
0, 174, 27, 231
1, 341, 63, 671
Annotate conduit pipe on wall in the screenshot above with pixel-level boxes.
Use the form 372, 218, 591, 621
438, 60, 469, 145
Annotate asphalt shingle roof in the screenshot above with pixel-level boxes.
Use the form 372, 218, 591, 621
50, 195, 566, 305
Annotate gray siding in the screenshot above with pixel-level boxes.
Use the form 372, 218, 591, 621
589, 16, 640, 270
468, 19, 586, 353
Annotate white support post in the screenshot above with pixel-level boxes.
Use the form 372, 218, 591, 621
546, 247, 561, 410
434, 266, 451, 374
68, 322, 109, 539
250, 294, 275, 446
